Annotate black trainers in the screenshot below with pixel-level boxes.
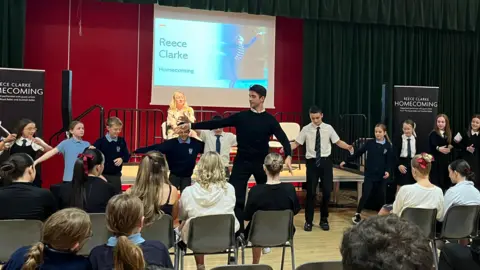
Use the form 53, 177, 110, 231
352, 213, 361, 225
320, 218, 330, 231
304, 222, 313, 232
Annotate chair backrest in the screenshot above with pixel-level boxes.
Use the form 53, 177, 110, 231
440, 205, 480, 239
296, 261, 343, 270
142, 214, 175, 249
401, 208, 437, 239
162, 121, 167, 139
211, 265, 274, 270
79, 213, 110, 256
0, 219, 43, 262
248, 210, 294, 247
187, 214, 236, 253
273, 122, 300, 141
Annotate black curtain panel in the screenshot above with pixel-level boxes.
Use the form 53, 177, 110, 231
303, 20, 480, 134
0, 0, 26, 68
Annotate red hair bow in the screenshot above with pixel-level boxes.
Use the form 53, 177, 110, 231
416, 153, 433, 169
78, 154, 93, 174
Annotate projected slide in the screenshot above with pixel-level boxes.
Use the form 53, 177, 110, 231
153, 19, 270, 90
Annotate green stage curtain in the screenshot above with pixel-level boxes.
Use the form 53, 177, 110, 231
0, 0, 26, 68
103, 0, 480, 32
303, 20, 480, 133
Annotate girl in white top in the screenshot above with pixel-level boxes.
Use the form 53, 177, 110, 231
178, 151, 239, 270
381, 153, 444, 219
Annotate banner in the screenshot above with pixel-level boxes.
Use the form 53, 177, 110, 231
0, 68, 45, 137
392, 86, 439, 153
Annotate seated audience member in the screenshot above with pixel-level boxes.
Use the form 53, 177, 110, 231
178, 151, 239, 270
341, 215, 434, 270
379, 153, 444, 219
244, 152, 301, 264
52, 148, 118, 212
127, 151, 179, 224
441, 159, 480, 221
89, 193, 173, 270
439, 240, 480, 270
3, 208, 92, 270
0, 153, 57, 220
134, 127, 204, 192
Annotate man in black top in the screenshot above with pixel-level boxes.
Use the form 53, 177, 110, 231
176, 85, 292, 231
134, 127, 204, 192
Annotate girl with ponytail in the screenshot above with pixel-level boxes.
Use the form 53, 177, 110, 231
3, 208, 92, 270
53, 148, 118, 212
441, 159, 480, 221
89, 193, 173, 270
0, 153, 57, 221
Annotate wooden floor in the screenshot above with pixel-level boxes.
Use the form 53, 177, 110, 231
174, 209, 375, 270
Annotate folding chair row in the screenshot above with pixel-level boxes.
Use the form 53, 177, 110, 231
210, 261, 342, 270
401, 205, 480, 270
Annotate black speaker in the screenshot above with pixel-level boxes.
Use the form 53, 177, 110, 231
61, 70, 72, 131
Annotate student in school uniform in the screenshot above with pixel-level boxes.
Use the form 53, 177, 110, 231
341, 123, 393, 225
3, 208, 92, 270
289, 106, 353, 231
134, 126, 204, 192
395, 119, 417, 190
4, 119, 52, 187
0, 153, 57, 221
34, 121, 91, 183
93, 117, 130, 193
89, 194, 173, 270
197, 115, 237, 177
453, 114, 480, 187
429, 114, 454, 191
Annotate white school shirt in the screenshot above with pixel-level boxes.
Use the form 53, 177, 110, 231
295, 122, 340, 159
392, 183, 444, 220
454, 130, 480, 142
441, 180, 480, 221
400, 134, 416, 158
199, 131, 237, 167
0, 137, 46, 154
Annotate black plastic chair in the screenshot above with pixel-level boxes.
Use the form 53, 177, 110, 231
179, 214, 238, 270
142, 214, 179, 270
435, 205, 480, 265
241, 210, 295, 270
79, 213, 110, 256
295, 261, 343, 270
0, 219, 43, 262
401, 208, 438, 269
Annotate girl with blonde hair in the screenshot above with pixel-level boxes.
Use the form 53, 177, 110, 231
166, 91, 196, 139
3, 208, 92, 270
178, 151, 239, 270
89, 193, 173, 270
244, 152, 301, 264
127, 151, 178, 225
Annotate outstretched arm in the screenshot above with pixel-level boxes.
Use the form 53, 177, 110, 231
134, 141, 169, 154
34, 147, 59, 165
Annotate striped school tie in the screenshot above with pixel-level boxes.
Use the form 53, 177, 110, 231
315, 127, 321, 167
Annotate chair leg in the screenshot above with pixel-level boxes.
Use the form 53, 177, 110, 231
297, 148, 301, 170
280, 246, 286, 270
241, 245, 245, 264
180, 249, 185, 270
432, 240, 439, 269
173, 247, 179, 270
290, 240, 295, 270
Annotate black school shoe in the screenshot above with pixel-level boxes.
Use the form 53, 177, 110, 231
320, 218, 330, 231
304, 222, 313, 232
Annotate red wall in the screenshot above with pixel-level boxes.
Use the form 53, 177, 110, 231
24, 0, 303, 187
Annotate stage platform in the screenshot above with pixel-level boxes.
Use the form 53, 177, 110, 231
121, 165, 364, 204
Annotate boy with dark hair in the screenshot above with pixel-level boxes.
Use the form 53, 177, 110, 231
93, 117, 130, 193
289, 105, 352, 231
134, 126, 204, 192
175, 84, 292, 232
341, 215, 433, 270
